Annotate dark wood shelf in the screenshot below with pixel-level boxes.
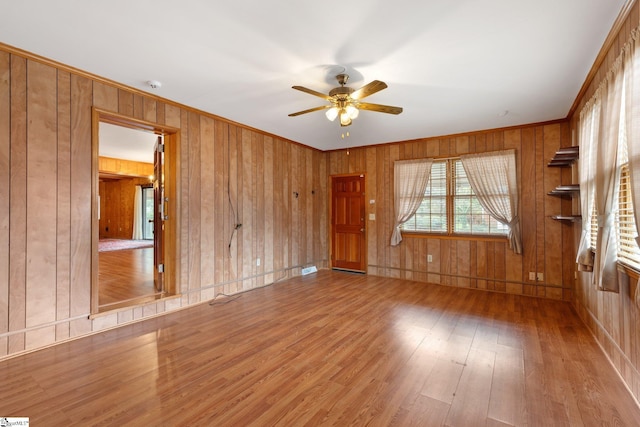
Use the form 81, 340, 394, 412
548, 184, 580, 197
548, 146, 579, 167
547, 146, 579, 222
550, 215, 582, 222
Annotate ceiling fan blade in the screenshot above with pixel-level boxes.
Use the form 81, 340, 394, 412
351, 80, 388, 100
292, 86, 332, 100
356, 102, 403, 115
288, 105, 331, 117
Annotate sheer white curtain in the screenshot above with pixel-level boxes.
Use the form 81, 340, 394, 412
460, 149, 522, 254
391, 159, 433, 246
577, 97, 599, 271
593, 58, 624, 292
132, 185, 144, 240
623, 27, 640, 304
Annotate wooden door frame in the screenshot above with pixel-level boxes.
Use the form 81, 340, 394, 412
90, 108, 180, 315
329, 173, 367, 272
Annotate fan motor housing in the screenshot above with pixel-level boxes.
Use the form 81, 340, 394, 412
329, 86, 354, 98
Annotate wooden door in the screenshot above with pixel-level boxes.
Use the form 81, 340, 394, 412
331, 174, 366, 272
153, 136, 165, 292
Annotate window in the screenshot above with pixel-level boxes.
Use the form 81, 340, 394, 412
588, 163, 640, 272
402, 161, 447, 233
618, 163, 640, 270
589, 115, 640, 271
142, 186, 155, 240
585, 96, 640, 272
401, 159, 508, 236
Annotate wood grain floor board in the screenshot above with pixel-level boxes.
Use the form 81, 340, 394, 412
98, 247, 156, 308
1, 270, 639, 425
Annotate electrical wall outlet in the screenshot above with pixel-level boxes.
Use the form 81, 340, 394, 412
537, 272, 544, 282
427, 254, 433, 263
529, 272, 536, 281
256, 258, 260, 266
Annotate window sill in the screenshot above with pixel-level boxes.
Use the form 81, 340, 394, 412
617, 262, 639, 301
618, 262, 640, 282
401, 232, 508, 242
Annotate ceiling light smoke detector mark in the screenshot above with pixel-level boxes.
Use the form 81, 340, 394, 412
498, 110, 509, 117
147, 80, 162, 89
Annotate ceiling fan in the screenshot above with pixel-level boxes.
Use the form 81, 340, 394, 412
288, 73, 403, 127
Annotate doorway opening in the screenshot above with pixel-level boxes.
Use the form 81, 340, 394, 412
91, 108, 179, 315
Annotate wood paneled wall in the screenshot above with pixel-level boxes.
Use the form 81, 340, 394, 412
99, 177, 149, 239
329, 123, 574, 300
98, 157, 153, 240
0, 47, 328, 359
568, 0, 640, 405
99, 156, 153, 177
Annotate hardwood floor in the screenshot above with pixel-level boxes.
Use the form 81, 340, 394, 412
99, 247, 158, 309
1, 270, 639, 426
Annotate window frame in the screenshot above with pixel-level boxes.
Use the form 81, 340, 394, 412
617, 162, 640, 272
400, 158, 509, 239
587, 160, 640, 276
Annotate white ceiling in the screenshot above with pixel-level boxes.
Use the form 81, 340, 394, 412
99, 123, 158, 164
0, 0, 628, 151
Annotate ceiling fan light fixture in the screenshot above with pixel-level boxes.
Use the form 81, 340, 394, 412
346, 104, 359, 119
326, 107, 339, 121
289, 73, 402, 128
339, 110, 352, 126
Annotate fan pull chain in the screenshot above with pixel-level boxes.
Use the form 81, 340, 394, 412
341, 131, 350, 155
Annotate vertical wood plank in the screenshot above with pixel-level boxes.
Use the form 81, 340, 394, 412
375, 146, 386, 274
366, 147, 377, 272
521, 127, 537, 287
305, 148, 312, 266
486, 241, 495, 290
476, 240, 487, 289
254, 133, 265, 286
56, 70, 72, 340
227, 125, 239, 286
290, 144, 300, 271
188, 112, 201, 302
263, 136, 274, 282
534, 127, 546, 288
118, 89, 133, 117
9, 55, 27, 353
388, 144, 400, 275
69, 73, 92, 335
92, 82, 118, 111
0, 52, 10, 349
213, 121, 226, 287
273, 138, 284, 275
143, 97, 157, 123
133, 94, 144, 120
469, 240, 477, 288
200, 116, 215, 293
241, 129, 253, 288
177, 109, 189, 299
457, 240, 470, 288
494, 242, 506, 293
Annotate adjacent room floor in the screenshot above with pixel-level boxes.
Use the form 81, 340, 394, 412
1, 270, 639, 425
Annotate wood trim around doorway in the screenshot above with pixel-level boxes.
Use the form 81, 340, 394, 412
91, 108, 181, 315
